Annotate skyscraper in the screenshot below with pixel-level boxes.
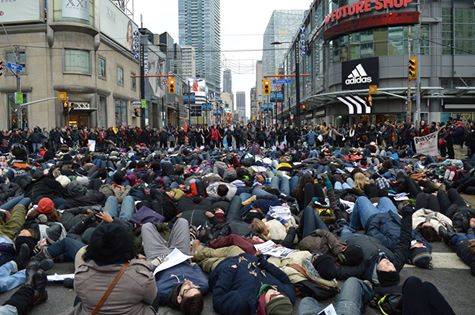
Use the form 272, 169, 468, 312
179, 0, 221, 97
181, 46, 197, 78
236, 91, 246, 121
223, 69, 232, 94
262, 10, 305, 75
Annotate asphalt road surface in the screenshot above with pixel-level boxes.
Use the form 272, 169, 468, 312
1, 196, 474, 315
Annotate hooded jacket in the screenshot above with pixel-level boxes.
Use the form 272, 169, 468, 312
209, 253, 295, 315
206, 181, 237, 201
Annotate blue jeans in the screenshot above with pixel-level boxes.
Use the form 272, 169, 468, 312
302, 205, 329, 237
350, 196, 397, 230
298, 277, 372, 315
0, 262, 25, 293
0, 196, 26, 210
47, 237, 85, 262
271, 176, 290, 196
290, 176, 300, 195
104, 196, 135, 221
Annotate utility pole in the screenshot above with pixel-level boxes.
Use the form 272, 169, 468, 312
415, 0, 422, 124
139, 37, 146, 128
295, 42, 301, 129
15, 46, 22, 129
406, 27, 412, 124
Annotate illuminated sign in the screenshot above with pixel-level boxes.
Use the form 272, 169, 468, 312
325, 0, 413, 26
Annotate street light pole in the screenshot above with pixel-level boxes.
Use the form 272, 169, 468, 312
295, 43, 300, 129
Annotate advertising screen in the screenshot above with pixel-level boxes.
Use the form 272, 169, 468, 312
0, 0, 42, 24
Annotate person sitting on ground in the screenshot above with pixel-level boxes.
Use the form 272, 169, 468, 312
65, 223, 157, 315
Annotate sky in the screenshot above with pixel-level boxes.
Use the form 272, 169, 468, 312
133, 0, 312, 114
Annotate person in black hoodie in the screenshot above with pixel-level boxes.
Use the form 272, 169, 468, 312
314, 205, 414, 287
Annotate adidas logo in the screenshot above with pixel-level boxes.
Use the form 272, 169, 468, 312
345, 64, 372, 85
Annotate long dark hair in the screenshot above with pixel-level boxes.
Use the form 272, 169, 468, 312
294, 173, 314, 202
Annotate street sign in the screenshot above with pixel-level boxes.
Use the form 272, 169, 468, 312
141, 99, 147, 109
14, 92, 23, 105
132, 101, 141, 107
7, 62, 24, 72
369, 84, 378, 95
272, 79, 292, 85
56, 91, 68, 101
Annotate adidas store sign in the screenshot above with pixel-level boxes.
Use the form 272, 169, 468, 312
342, 57, 379, 90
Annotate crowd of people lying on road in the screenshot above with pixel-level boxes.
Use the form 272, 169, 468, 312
1, 120, 475, 315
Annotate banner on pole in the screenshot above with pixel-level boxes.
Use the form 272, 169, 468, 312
414, 131, 438, 156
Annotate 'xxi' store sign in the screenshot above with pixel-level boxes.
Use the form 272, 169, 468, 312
323, 0, 419, 41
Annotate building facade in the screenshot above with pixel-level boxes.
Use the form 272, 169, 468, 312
254, 60, 264, 121
223, 69, 232, 94
0, 0, 144, 130
236, 91, 246, 122
181, 45, 197, 78
280, 0, 475, 127
179, 0, 221, 97
262, 10, 306, 76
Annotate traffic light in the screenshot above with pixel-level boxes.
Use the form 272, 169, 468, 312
366, 95, 373, 107
408, 57, 417, 80
63, 101, 71, 114
134, 107, 140, 117
0, 60, 4, 77
168, 76, 176, 94
263, 79, 271, 96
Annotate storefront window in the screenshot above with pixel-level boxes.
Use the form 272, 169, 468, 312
114, 99, 127, 126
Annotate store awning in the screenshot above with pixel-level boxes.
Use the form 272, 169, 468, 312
336, 95, 371, 115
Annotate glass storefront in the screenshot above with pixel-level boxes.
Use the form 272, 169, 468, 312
442, 7, 475, 55
114, 99, 127, 126
330, 25, 428, 63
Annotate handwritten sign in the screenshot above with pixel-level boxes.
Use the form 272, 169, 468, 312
414, 131, 438, 156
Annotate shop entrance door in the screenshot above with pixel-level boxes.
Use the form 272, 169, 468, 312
68, 111, 90, 127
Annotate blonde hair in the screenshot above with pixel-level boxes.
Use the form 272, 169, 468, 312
251, 218, 270, 240
353, 172, 371, 191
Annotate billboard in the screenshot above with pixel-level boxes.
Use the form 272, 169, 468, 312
99, 0, 139, 52
341, 57, 379, 90
0, 0, 42, 24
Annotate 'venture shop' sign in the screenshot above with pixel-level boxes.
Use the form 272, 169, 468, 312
325, 0, 413, 25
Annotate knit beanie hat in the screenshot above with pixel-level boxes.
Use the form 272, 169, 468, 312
37, 197, 55, 215
341, 244, 364, 266
410, 247, 432, 269
377, 269, 400, 287
312, 254, 337, 280
266, 296, 293, 315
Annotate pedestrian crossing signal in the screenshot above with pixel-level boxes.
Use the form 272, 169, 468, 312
63, 101, 71, 114
408, 57, 417, 81
134, 107, 140, 117
263, 79, 271, 96
168, 77, 176, 94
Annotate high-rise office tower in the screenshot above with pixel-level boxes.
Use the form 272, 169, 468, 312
236, 91, 246, 121
262, 10, 305, 75
179, 0, 221, 97
223, 69, 232, 94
